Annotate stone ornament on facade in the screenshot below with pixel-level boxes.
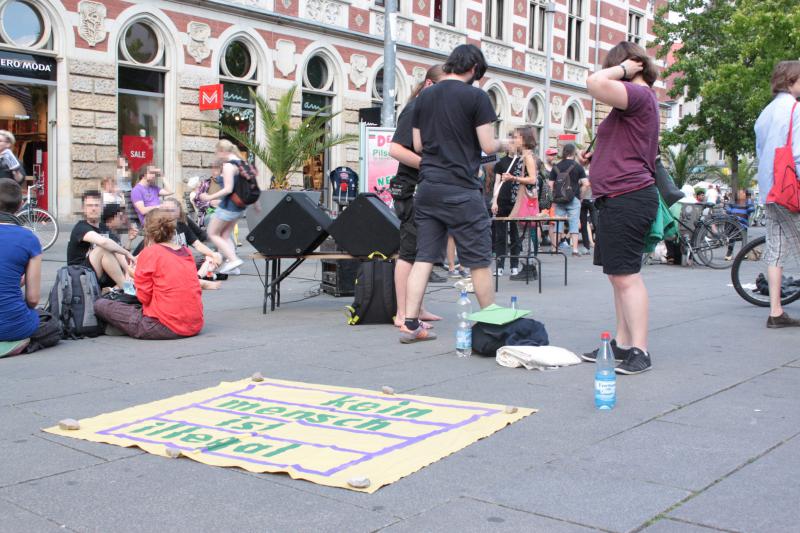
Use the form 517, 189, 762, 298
565, 64, 588, 85
186, 22, 211, 64
483, 42, 511, 67
551, 96, 564, 122
375, 13, 410, 42
77, 1, 107, 48
527, 53, 546, 76
349, 54, 368, 89
431, 27, 465, 54
412, 66, 426, 84
306, 0, 343, 26
275, 39, 296, 78
511, 88, 525, 116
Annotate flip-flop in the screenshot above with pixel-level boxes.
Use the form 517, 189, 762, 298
419, 321, 434, 330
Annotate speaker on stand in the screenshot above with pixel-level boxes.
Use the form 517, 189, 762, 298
328, 193, 400, 257
247, 192, 332, 256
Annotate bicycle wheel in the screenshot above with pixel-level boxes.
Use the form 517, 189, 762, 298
16, 207, 59, 251
692, 217, 744, 269
731, 236, 800, 307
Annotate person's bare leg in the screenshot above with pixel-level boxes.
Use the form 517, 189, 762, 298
447, 236, 457, 271
208, 218, 236, 262
571, 233, 579, 253
200, 279, 222, 290
470, 266, 496, 309
405, 261, 434, 320
609, 273, 648, 351
768, 265, 784, 317
89, 247, 126, 288
394, 259, 412, 326
610, 278, 632, 347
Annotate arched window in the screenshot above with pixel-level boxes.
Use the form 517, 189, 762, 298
487, 87, 503, 137
0, 0, 52, 49
526, 95, 544, 143
371, 66, 406, 109
564, 102, 583, 134
118, 19, 167, 175
219, 39, 258, 162
301, 54, 336, 193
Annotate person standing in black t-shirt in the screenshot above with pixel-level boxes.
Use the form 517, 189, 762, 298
400, 44, 510, 343
389, 64, 445, 329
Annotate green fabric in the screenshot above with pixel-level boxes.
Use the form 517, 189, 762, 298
0, 339, 29, 358
468, 304, 531, 325
644, 194, 680, 253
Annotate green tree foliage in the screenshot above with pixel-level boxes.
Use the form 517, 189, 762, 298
654, 0, 800, 194
662, 145, 702, 188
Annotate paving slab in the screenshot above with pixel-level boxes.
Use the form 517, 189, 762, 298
669, 435, 800, 532
0, 498, 64, 533
640, 517, 732, 532
378, 497, 601, 532
0, 434, 104, 489
0, 454, 397, 533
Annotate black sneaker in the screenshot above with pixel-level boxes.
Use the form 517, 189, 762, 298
511, 264, 538, 281
615, 348, 652, 375
581, 339, 630, 363
767, 312, 800, 328
429, 271, 447, 283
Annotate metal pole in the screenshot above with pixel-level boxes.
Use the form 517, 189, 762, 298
381, 0, 397, 128
542, 2, 556, 159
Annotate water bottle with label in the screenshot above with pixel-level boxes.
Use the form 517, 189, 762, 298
456, 290, 473, 357
122, 279, 136, 296
510, 296, 518, 310
594, 332, 616, 410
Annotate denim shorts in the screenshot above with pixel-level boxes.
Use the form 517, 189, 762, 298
554, 197, 581, 234
214, 206, 244, 222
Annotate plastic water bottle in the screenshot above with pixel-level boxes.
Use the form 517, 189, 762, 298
510, 296, 518, 310
122, 279, 136, 296
456, 290, 473, 357
594, 332, 616, 410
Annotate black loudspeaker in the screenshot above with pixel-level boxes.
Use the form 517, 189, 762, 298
247, 192, 331, 256
328, 193, 400, 257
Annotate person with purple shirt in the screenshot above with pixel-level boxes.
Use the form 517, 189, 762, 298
131, 166, 172, 226
579, 41, 660, 375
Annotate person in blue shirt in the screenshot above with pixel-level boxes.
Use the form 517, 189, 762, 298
754, 60, 800, 328
0, 179, 44, 354
724, 189, 755, 260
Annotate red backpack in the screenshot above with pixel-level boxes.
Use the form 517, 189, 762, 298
767, 101, 800, 212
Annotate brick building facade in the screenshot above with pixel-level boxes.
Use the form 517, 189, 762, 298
0, 0, 668, 219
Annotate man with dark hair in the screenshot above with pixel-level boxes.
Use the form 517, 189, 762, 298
67, 190, 136, 289
550, 143, 589, 256
400, 44, 509, 343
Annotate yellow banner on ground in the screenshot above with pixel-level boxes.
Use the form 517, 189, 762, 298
43, 378, 535, 492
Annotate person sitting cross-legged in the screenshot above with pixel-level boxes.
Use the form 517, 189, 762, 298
94, 207, 204, 340
67, 190, 136, 289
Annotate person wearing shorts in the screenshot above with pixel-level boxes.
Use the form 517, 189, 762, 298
549, 143, 588, 256
581, 42, 660, 375
754, 60, 800, 328
400, 44, 509, 343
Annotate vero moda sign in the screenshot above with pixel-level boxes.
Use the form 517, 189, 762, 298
199, 84, 223, 111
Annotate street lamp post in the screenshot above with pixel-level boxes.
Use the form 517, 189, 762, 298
381, 0, 397, 128
542, 2, 556, 159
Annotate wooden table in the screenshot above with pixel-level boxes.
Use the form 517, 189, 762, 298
492, 215, 570, 293
250, 252, 396, 314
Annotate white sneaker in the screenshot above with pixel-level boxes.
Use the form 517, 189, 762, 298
219, 258, 244, 274
228, 268, 241, 276
509, 268, 520, 276
494, 268, 504, 277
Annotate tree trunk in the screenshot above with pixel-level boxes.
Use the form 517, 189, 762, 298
730, 153, 739, 201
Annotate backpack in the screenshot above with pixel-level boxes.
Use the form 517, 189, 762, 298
345, 255, 396, 325
229, 160, 261, 208
552, 161, 578, 204
25, 309, 62, 353
48, 265, 103, 338
471, 318, 549, 356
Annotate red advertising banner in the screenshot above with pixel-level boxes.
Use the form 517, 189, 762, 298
558, 134, 577, 141
199, 84, 223, 111
121, 135, 154, 172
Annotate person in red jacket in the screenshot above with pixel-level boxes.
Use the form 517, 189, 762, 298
94, 208, 204, 339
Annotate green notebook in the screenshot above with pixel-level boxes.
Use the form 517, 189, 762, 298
467, 304, 530, 325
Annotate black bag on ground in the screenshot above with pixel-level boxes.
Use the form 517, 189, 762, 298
25, 309, 61, 353
346, 255, 396, 325
552, 162, 577, 204
48, 265, 103, 338
472, 318, 549, 356
230, 160, 261, 208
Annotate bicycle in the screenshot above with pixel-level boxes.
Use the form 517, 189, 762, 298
730, 235, 800, 307
15, 180, 59, 251
677, 206, 747, 269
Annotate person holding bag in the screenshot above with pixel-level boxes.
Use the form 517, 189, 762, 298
754, 60, 800, 328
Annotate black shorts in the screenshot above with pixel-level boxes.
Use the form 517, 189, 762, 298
82, 258, 115, 288
594, 185, 658, 275
414, 181, 492, 269
394, 197, 417, 263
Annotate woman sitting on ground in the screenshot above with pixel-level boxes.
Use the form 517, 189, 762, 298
95, 208, 204, 339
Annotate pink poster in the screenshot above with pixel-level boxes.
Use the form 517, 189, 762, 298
364, 128, 398, 207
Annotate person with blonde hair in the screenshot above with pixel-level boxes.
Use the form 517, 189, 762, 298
199, 140, 247, 274
94, 207, 204, 339
0, 129, 24, 184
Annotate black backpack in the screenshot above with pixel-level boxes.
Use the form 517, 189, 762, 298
552, 161, 577, 204
471, 318, 549, 356
346, 256, 396, 325
48, 265, 103, 338
230, 159, 261, 208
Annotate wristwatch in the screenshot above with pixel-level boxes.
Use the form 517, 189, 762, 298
619, 63, 628, 80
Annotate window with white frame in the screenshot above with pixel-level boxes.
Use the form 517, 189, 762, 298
302, 54, 336, 195
434, 0, 457, 26
526, 95, 544, 140
219, 39, 258, 163
566, 0, 584, 62
0, 0, 53, 49
375, 0, 402, 10
627, 10, 644, 44
528, 0, 545, 52
371, 67, 406, 108
487, 87, 503, 137
484, 0, 504, 40
564, 103, 583, 133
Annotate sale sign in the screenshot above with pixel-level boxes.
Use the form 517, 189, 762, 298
121, 135, 154, 172
362, 127, 398, 207
199, 83, 223, 111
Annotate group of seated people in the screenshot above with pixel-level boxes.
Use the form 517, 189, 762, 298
0, 178, 210, 355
